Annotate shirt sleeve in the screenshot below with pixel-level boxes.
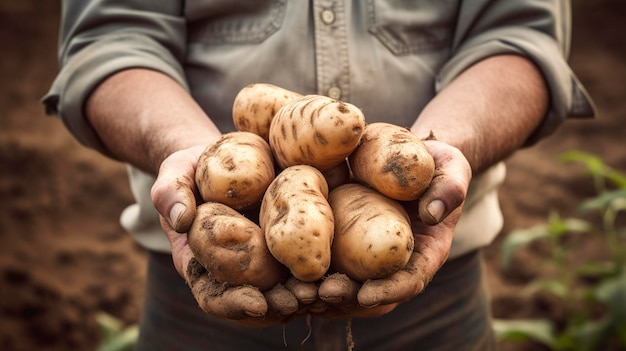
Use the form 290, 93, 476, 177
42, 0, 188, 153
436, 0, 596, 144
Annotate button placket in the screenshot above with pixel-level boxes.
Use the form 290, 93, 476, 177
313, 0, 350, 102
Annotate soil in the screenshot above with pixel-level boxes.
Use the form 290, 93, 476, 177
1, 1, 624, 350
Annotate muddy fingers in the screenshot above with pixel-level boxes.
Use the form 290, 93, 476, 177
186, 258, 268, 319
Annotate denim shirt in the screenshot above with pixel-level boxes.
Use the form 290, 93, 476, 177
44, 0, 595, 257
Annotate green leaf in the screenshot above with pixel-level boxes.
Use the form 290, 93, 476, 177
566, 317, 613, 351
548, 217, 592, 239
577, 261, 618, 279
560, 150, 626, 189
609, 197, 626, 214
98, 325, 139, 351
606, 171, 626, 189
560, 151, 606, 176
500, 216, 592, 269
493, 318, 556, 347
562, 218, 593, 233
96, 312, 123, 339
578, 189, 626, 214
593, 271, 626, 320
96, 312, 138, 351
524, 279, 569, 298
547, 213, 569, 237
501, 225, 550, 268
545, 212, 591, 239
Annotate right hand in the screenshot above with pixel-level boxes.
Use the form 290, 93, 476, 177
150, 145, 306, 328
316, 140, 471, 319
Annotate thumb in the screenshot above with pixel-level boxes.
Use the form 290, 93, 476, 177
151, 146, 206, 233
417, 140, 471, 225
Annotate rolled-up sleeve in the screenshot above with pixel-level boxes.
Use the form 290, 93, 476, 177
42, 0, 187, 153
437, 0, 596, 144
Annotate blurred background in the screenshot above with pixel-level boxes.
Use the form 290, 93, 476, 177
1, 1, 624, 350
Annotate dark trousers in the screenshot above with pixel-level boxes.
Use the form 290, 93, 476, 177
137, 250, 495, 351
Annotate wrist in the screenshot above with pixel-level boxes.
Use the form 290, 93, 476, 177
411, 55, 547, 173
86, 68, 222, 174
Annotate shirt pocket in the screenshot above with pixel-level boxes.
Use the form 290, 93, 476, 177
367, 0, 459, 55
185, 0, 287, 44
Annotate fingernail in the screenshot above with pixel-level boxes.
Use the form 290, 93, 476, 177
426, 200, 445, 223
169, 203, 186, 229
362, 302, 381, 309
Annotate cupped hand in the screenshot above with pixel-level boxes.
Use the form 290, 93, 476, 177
317, 139, 472, 317
150, 145, 304, 328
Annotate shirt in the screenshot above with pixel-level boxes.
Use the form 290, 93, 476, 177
43, 0, 595, 258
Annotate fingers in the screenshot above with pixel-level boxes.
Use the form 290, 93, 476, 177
160, 216, 195, 278
187, 258, 300, 328
357, 253, 430, 308
417, 140, 471, 225
354, 140, 467, 308
181, 247, 307, 328
264, 283, 299, 316
316, 273, 398, 319
155, 141, 468, 323
318, 273, 360, 305
151, 145, 206, 233
186, 258, 269, 319
357, 224, 453, 308
284, 277, 319, 305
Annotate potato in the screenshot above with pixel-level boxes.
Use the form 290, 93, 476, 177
195, 131, 275, 210
322, 159, 351, 191
232, 83, 302, 142
259, 165, 334, 282
348, 122, 435, 201
188, 202, 289, 291
269, 94, 365, 171
328, 183, 414, 281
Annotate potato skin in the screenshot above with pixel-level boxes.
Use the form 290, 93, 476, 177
328, 183, 414, 281
188, 202, 289, 291
348, 122, 435, 201
259, 165, 334, 282
195, 131, 275, 210
232, 83, 302, 142
269, 95, 365, 171
322, 159, 351, 191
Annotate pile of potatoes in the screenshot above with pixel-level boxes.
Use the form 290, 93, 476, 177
188, 83, 435, 294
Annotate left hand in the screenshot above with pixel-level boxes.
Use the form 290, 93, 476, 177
316, 139, 472, 318
151, 145, 306, 328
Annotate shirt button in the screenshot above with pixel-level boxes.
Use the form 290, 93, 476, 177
328, 86, 341, 100
321, 9, 335, 25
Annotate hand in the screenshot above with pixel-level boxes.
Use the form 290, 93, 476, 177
150, 145, 304, 328
317, 139, 472, 317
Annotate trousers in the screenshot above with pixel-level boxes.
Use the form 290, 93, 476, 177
137, 249, 495, 351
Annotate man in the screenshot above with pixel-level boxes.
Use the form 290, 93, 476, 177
44, 1, 594, 349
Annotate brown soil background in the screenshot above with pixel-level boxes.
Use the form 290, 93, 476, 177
1, 1, 624, 350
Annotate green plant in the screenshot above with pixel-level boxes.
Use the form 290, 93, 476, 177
96, 312, 138, 351
494, 151, 626, 351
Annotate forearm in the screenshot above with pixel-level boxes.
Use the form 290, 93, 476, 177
85, 68, 221, 174
411, 55, 549, 174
